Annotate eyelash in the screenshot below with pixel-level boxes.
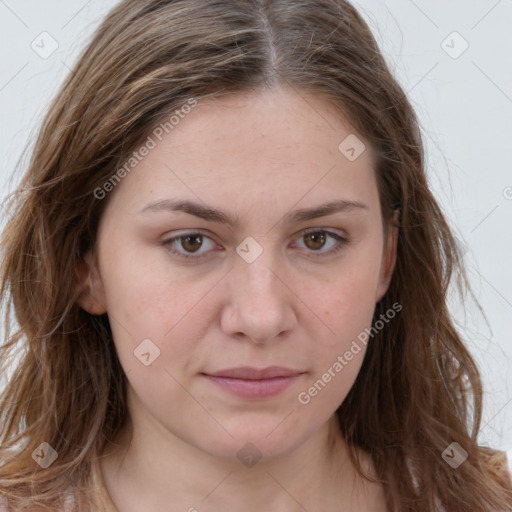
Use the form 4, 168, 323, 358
160, 229, 349, 261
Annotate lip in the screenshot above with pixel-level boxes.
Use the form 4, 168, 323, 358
202, 366, 305, 399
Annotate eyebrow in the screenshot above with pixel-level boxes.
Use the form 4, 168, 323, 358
138, 198, 368, 227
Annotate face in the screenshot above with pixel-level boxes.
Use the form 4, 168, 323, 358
79, 86, 397, 462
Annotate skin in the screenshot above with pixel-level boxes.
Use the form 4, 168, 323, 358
78, 85, 398, 512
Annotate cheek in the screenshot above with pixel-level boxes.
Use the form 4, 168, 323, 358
296, 287, 373, 416
297, 252, 382, 401
304, 259, 382, 343
102, 245, 207, 328
99, 252, 214, 377
307, 283, 372, 382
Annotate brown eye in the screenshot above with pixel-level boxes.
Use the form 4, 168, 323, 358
295, 229, 349, 258
161, 232, 217, 260
180, 234, 203, 253
162, 229, 348, 262
303, 231, 327, 251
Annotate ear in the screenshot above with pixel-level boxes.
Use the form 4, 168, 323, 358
375, 209, 399, 303
75, 250, 107, 315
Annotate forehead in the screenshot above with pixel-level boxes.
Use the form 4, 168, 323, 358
156, 87, 373, 165
105, 86, 378, 218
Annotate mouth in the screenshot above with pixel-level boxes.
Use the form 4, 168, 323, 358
202, 366, 305, 400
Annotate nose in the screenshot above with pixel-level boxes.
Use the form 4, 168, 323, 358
220, 252, 297, 345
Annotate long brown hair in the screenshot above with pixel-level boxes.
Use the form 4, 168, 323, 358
1, 0, 511, 510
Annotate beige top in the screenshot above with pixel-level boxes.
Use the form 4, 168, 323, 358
1, 450, 512, 511
89, 457, 119, 511
86, 450, 512, 511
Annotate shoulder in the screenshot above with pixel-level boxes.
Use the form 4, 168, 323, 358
0, 496, 9, 512
0, 490, 75, 511
0, 491, 9, 511
490, 447, 512, 481
505, 448, 512, 482
479, 447, 512, 498
434, 448, 512, 512
472, 447, 512, 491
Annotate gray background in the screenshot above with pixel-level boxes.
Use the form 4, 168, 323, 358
0, 0, 511, 449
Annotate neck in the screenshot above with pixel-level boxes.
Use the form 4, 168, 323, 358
99, 392, 383, 512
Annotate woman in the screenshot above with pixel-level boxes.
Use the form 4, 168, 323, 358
1, 0, 511, 510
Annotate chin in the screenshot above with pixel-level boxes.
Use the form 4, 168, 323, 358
190, 417, 313, 464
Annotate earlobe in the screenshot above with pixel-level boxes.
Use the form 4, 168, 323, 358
75, 250, 107, 315
375, 209, 400, 303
